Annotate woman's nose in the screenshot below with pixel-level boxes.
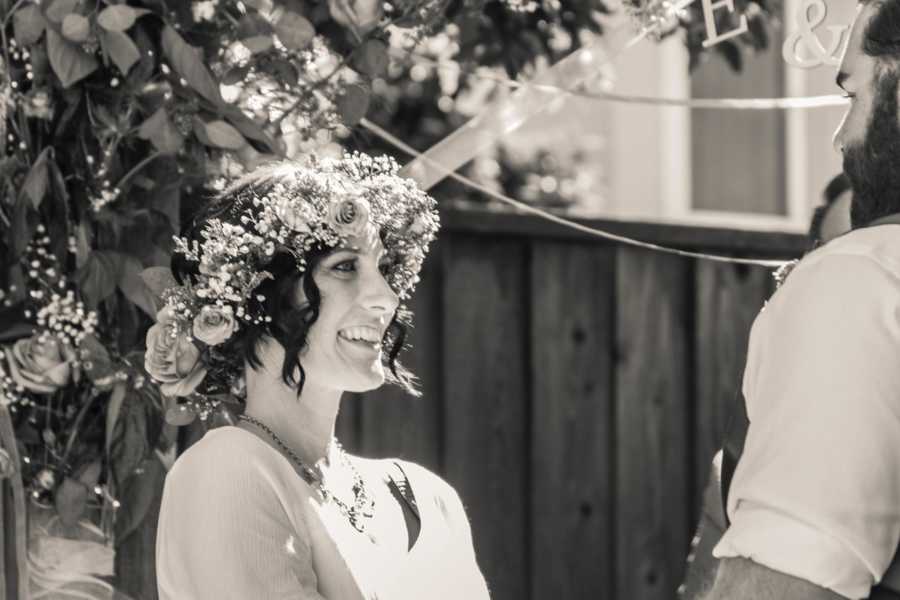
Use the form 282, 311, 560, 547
361, 269, 399, 315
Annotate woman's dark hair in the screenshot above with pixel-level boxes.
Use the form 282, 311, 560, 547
807, 173, 852, 247
173, 165, 421, 399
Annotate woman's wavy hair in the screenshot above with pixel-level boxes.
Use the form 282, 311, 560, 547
172, 164, 421, 399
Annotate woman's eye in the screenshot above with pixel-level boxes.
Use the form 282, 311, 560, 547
333, 259, 357, 273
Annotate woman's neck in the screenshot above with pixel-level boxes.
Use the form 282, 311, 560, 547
242, 363, 343, 469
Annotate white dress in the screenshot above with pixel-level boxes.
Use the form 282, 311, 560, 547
156, 426, 491, 600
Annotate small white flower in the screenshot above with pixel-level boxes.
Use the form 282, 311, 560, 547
192, 0, 217, 23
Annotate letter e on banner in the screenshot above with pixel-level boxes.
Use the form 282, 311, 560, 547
702, 0, 749, 48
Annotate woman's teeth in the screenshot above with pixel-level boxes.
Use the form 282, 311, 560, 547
339, 327, 381, 344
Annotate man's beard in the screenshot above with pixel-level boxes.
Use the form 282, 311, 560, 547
843, 70, 900, 229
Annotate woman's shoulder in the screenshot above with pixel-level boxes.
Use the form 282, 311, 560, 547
166, 426, 293, 494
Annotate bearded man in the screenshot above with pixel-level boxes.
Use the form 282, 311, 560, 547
687, 2, 900, 599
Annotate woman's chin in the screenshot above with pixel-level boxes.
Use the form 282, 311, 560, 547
340, 367, 386, 394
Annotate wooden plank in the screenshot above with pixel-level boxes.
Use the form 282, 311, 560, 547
442, 236, 528, 600
615, 248, 692, 600
358, 241, 443, 471
335, 393, 362, 454
530, 242, 614, 600
439, 208, 806, 257
693, 262, 771, 508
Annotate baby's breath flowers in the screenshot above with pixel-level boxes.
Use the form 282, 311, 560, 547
35, 291, 99, 347
145, 152, 440, 398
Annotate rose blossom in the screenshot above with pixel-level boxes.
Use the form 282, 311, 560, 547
5, 333, 78, 394
328, 195, 370, 238
144, 307, 207, 397
192, 305, 237, 346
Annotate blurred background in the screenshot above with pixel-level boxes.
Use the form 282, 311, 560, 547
0, 0, 853, 598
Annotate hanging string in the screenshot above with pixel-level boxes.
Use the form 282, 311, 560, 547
394, 50, 849, 111
361, 118, 793, 268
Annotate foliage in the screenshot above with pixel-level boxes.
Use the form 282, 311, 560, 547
0, 0, 450, 561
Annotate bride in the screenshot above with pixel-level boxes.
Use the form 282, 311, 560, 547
149, 153, 490, 599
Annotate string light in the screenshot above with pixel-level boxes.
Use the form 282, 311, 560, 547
363, 118, 790, 268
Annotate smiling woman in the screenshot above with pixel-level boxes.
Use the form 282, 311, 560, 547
149, 154, 490, 599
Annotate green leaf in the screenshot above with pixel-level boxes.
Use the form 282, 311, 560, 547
139, 266, 177, 308
79, 334, 114, 383
195, 119, 247, 150
100, 30, 140, 74
76, 251, 121, 308
222, 64, 250, 85
114, 454, 165, 543
237, 12, 273, 38
266, 58, 298, 87
354, 39, 389, 77
46, 28, 98, 87
336, 82, 370, 125
76, 460, 102, 488
13, 5, 47, 46
109, 388, 148, 490
165, 404, 196, 426
161, 25, 223, 106
96, 5, 149, 32
45, 0, 82, 23
55, 477, 89, 527
223, 107, 278, 154
137, 108, 184, 154
21, 148, 50, 209
0, 322, 33, 344
61, 13, 89, 42
242, 35, 273, 54
75, 222, 90, 268
118, 255, 158, 317
275, 11, 314, 50
105, 383, 127, 457
10, 196, 38, 258
243, 0, 275, 13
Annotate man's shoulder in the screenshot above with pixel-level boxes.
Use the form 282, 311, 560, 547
800, 225, 900, 281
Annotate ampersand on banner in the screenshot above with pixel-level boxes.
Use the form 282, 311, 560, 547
782, 0, 848, 68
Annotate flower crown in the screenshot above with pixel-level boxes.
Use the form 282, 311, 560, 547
144, 152, 439, 406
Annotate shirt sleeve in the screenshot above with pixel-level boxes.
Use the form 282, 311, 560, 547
713, 253, 900, 600
156, 440, 324, 600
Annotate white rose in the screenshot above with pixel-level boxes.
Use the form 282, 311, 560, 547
192, 305, 237, 346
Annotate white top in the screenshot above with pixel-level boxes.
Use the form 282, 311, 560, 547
713, 225, 900, 599
156, 426, 491, 600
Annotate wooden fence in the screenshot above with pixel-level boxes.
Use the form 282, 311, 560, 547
333, 208, 805, 600
4, 207, 808, 600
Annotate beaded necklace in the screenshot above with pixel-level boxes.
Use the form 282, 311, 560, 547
238, 414, 375, 533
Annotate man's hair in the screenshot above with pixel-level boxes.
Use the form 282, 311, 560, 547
862, 0, 900, 63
